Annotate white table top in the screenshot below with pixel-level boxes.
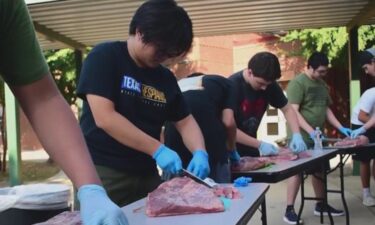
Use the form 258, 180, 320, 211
121, 183, 269, 225
232, 149, 339, 183
249, 149, 338, 174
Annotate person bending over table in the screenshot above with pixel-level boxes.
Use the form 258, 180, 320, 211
284, 52, 351, 224
76, 0, 210, 208
164, 73, 237, 183
350, 48, 375, 207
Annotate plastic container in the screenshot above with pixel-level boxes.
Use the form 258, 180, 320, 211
0, 184, 71, 225
313, 127, 323, 150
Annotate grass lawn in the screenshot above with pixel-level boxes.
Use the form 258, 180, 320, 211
0, 160, 60, 187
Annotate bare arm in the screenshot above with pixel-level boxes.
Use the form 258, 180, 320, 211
358, 110, 371, 123
290, 104, 314, 134
326, 108, 344, 129
362, 115, 375, 130
174, 114, 206, 152
11, 75, 101, 188
280, 103, 301, 133
86, 94, 161, 156
221, 108, 237, 151
236, 128, 261, 149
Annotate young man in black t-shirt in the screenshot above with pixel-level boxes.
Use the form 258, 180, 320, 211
229, 52, 307, 157
164, 73, 238, 183
77, 0, 210, 207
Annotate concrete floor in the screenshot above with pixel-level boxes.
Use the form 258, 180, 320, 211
248, 173, 375, 225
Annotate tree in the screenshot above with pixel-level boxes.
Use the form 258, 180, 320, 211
44, 49, 78, 106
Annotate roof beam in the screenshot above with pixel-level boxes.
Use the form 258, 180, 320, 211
347, 0, 375, 29
33, 21, 87, 51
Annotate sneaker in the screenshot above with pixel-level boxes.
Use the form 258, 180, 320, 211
363, 195, 375, 207
314, 203, 344, 216
283, 208, 303, 224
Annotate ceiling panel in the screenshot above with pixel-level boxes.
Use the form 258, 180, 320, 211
27, 0, 374, 50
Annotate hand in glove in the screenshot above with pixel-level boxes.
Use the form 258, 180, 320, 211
258, 141, 279, 156
153, 144, 182, 174
351, 126, 366, 139
228, 149, 241, 164
289, 133, 307, 154
338, 127, 352, 137
187, 150, 210, 179
78, 184, 129, 225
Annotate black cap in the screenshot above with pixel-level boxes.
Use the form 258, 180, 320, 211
359, 48, 375, 67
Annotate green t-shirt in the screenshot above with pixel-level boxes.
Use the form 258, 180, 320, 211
286, 73, 332, 145
0, 0, 49, 85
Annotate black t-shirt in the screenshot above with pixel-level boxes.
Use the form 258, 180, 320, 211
229, 71, 288, 155
77, 41, 190, 174
164, 75, 236, 166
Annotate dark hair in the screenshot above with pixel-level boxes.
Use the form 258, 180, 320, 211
307, 52, 329, 70
187, 72, 204, 78
129, 0, 193, 57
247, 52, 281, 81
359, 49, 375, 67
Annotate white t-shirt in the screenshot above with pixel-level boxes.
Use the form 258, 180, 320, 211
351, 87, 375, 125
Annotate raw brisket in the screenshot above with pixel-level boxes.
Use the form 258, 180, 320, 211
33, 211, 81, 225
231, 148, 311, 172
146, 177, 224, 217
334, 136, 369, 147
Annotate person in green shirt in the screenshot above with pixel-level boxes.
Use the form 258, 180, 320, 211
283, 52, 351, 224
0, 0, 127, 224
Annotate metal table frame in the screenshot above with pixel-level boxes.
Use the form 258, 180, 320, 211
232, 149, 339, 225
323, 143, 375, 225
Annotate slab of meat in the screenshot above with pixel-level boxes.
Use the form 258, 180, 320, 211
231, 156, 272, 171
146, 177, 224, 217
213, 185, 241, 199
334, 136, 369, 147
33, 211, 81, 225
231, 148, 311, 172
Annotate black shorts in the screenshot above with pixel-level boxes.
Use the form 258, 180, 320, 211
351, 124, 375, 162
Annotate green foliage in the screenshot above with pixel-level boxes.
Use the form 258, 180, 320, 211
280, 25, 375, 66
44, 49, 78, 106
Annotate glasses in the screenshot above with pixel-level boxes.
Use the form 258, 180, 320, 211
315, 69, 328, 75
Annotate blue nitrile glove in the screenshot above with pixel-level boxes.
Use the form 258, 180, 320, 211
78, 184, 129, 225
228, 149, 241, 164
258, 141, 279, 156
309, 130, 325, 141
351, 126, 366, 138
153, 144, 182, 174
339, 127, 352, 137
289, 133, 307, 154
233, 176, 252, 187
187, 150, 210, 179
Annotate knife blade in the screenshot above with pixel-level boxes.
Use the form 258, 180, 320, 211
180, 169, 215, 188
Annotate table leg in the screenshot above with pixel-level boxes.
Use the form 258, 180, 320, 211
297, 173, 304, 225
261, 198, 267, 225
322, 163, 334, 225
339, 154, 350, 225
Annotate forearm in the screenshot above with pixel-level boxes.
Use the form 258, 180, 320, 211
12, 76, 101, 188
236, 128, 261, 149
222, 109, 236, 150
290, 104, 314, 133
98, 111, 161, 156
175, 115, 206, 152
326, 108, 343, 129
363, 116, 375, 130
282, 104, 301, 133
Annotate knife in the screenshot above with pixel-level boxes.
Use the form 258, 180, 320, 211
180, 169, 216, 188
